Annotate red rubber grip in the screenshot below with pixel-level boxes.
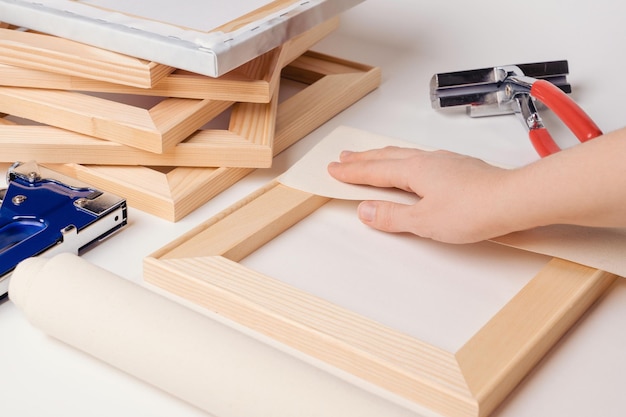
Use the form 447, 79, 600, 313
530, 79, 603, 143
529, 127, 561, 158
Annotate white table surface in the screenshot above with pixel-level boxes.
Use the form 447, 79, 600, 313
1, 1, 625, 416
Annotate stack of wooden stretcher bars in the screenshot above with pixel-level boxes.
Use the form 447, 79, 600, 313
0, 18, 381, 221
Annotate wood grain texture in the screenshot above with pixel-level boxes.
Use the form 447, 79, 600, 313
0, 49, 378, 168
0, 87, 227, 153
213, 0, 301, 32
0, 121, 280, 168
45, 52, 381, 221
457, 258, 616, 416
0, 17, 339, 102
0, 28, 173, 88
0, 19, 339, 161
144, 181, 618, 417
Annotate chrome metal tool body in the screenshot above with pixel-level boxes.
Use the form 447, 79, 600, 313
430, 61, 602, 156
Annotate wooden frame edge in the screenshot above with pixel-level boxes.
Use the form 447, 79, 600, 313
457, 258, 616, 416
45, 52, 381, 221
0, 87, 226, 153
0, 17, 339, 102
143, 180, 618, 416
0, 27, 174, 88
0, 95, 278, 167
0, 17, 339, 159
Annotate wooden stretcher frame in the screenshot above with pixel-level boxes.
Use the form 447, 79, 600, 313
0, 95, 277, 168
45, 52, 381, 221
143, 179, 618, 417
0, 0, 361, 77
0, 17, 339, 103
0, 26, 174, 88
0, 85, 233, 154
0, 19, 338, 158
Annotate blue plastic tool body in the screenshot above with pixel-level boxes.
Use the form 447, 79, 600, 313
0, 175, 100, 278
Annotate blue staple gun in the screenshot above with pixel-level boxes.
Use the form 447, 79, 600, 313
0, 161, 127, 299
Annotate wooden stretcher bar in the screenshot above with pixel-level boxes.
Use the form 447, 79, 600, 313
0, 27, 174, 88
45, 52, 381, 221
0, 87, 233, 154
0, 51, 370, 168
0, 17, 339, 102
144, 179, 618, 417
0, 100, 277, 168
0, 18, 339, 156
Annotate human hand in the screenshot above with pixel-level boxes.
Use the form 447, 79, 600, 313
327, 146, 516, 243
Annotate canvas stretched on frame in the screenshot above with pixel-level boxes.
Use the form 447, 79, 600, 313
0, 19, 340, 168
0, 0, 364, 77
143, 177, 617, 417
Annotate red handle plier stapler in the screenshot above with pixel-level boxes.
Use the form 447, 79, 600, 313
429, 61, 603, 157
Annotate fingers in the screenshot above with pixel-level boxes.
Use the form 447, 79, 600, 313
357, 200, 417, 234
328, 157, 414, 191
328, 147, 427, 192
327, 145, 509, 243
338, 146, 422, 163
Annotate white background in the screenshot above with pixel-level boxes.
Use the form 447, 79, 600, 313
1, 1, 626, 416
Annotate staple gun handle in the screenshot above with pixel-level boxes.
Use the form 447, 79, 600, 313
530, 79, 603, 156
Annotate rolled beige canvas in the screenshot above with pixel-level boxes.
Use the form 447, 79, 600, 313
9, 253, 417, 417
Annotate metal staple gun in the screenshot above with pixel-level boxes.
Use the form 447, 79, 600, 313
0, 162, 127, 299
430, 60, 603, 156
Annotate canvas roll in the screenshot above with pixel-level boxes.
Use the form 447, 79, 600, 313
9, 253, 417, 417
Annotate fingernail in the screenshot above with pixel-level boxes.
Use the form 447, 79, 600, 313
358, 201, 376, 222
340, 150, 353, 159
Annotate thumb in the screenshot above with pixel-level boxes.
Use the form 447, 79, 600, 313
357, 201, 413, 233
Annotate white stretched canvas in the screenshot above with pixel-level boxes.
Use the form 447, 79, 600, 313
0, 0, 363, 77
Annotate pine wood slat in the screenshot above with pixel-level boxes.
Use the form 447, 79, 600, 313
145, 180, 618, 417
44, 52, 381, 221
0, 87, 231, 153
0, 19, 339, 159
0, 51, 372, 168
0, 17, 339, 102
0, 27, 173, 88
